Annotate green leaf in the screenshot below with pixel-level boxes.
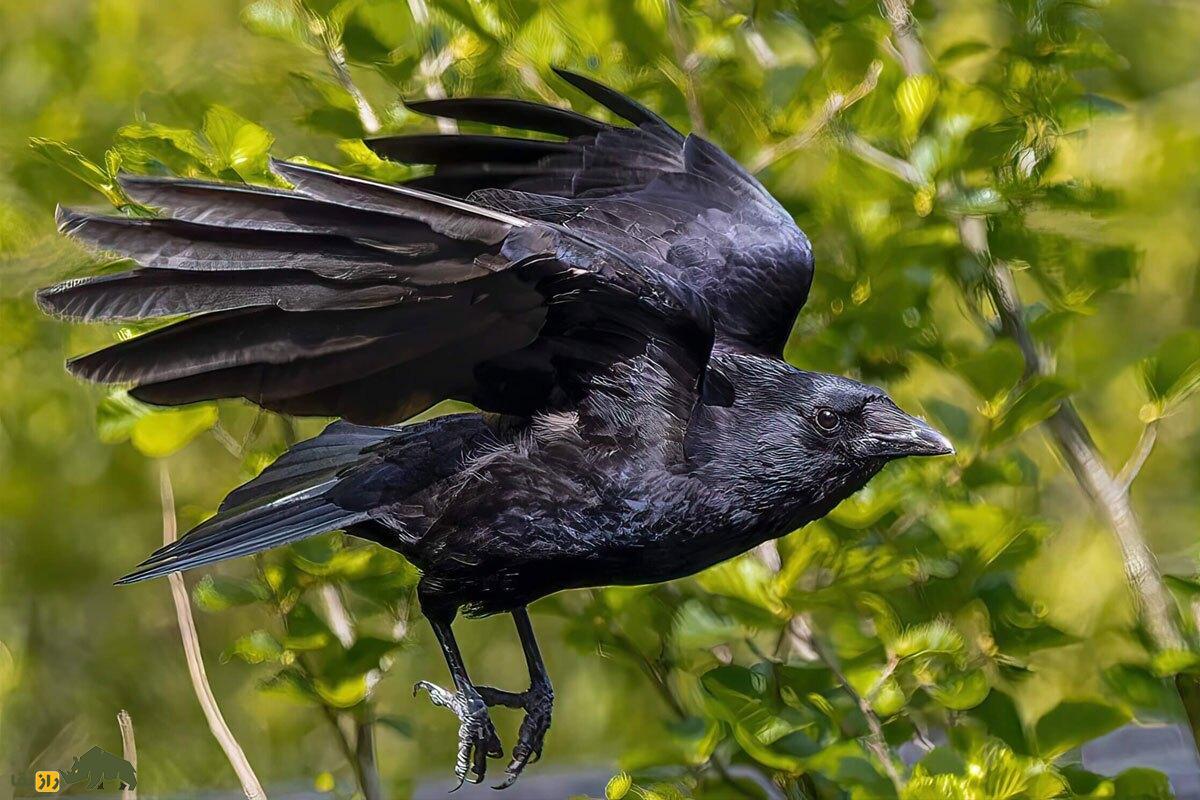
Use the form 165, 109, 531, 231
985, 377, 1071, 447
670, 600, 744, 652
605, 771, 632, 800
192, 575, 270, 612
341, 0, 414, 63
95, 389, 148, 444
937, 40, 991, 65
130, 405, 219, 458
954, 341, 1024, 402
115, 122, 213, 177
29, 138, 134, 209
896, 75, 939, 140
314, 674, 368, 707
695, 554, 785, 617
928, 668, 989, 710
1141, 330, 1200, 414
242, 0, 314, 47
1033, 701, 1129, 757
376, 714, 413, 737
224, 629, 284, 664
1111, 767, 1173, 800
943, 187, 1007, 215
893, 620, 965, 660
1150, 648, 1200, 677
203, 106, 278, 184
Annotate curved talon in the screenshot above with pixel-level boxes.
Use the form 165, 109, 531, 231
488, 682, 553, 790
414, 679, 503, 787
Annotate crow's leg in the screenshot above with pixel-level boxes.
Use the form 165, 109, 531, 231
414, 607, 503, 788
477, 607, 553, 789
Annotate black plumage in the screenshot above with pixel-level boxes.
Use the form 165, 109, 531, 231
39, 68, 953, 787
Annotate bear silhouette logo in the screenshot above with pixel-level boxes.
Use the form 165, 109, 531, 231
59, 746, 136, 790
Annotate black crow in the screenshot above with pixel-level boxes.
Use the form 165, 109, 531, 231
38, 69, 953, 787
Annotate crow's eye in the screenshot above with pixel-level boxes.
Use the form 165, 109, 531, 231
815, 408, 840, 433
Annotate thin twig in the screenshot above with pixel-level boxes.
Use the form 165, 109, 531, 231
751, 61, 882, 174
117, 710, 137, 800
296, 1, 380, 135
864, 655, 901, 703
808, 634, 905, 794
880, 0, 930, 76
1118, 420, 1159, 492
210, 422, 244, 460
841, 132, 924, 185
160, 465, 267, 800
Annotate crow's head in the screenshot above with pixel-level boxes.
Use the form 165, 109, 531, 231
696, 355, 953, 520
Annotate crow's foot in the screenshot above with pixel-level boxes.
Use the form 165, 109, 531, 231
414, 680, 503, 788
477, 681, 553, 789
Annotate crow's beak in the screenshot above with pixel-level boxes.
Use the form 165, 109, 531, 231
862, 400, 955, 458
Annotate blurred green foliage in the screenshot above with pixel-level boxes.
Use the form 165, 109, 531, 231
2, 0, 1200, 798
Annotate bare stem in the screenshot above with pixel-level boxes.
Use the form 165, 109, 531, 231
1118, 420, 1159, 492
955, 217, 1186, 652
160, 465, 267, 800
840, 132, 924, 185
117, 710, 137, 800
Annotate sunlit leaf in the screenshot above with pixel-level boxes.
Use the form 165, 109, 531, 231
130, 405, 219, 458
984, 377, 1071, 447
1034, 701, 1129, 756
1140, 330, 1200, 414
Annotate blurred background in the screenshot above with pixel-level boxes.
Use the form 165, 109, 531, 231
1, 0, 1199, 798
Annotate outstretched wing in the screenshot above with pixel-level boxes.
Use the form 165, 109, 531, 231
39, 160, 719, 427
367, 68, 814, 357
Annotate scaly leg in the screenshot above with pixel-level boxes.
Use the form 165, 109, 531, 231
477, 607, 554, 789
414, 609, 503, 788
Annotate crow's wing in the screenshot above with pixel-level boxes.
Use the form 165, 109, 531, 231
39, 160, 721, 427
367, 68, 814, 357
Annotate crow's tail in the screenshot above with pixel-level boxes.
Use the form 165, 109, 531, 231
116, 413, 494, 584
116, 420, 395, 584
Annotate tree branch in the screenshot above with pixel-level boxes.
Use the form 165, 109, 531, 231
955, 217, 1186, 651
880, 0, 930, 76
117, 710, 137, 800
160, 465, 268, 800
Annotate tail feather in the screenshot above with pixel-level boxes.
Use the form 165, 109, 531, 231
117, 496, 366, 584
405, 97, 607, 138
115, 414, 493, 583
221, 421, 396, 509
364, 133, 577, 165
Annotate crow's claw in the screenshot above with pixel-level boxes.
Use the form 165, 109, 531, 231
414, 680, 503, 786
478, 681, 553, 790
